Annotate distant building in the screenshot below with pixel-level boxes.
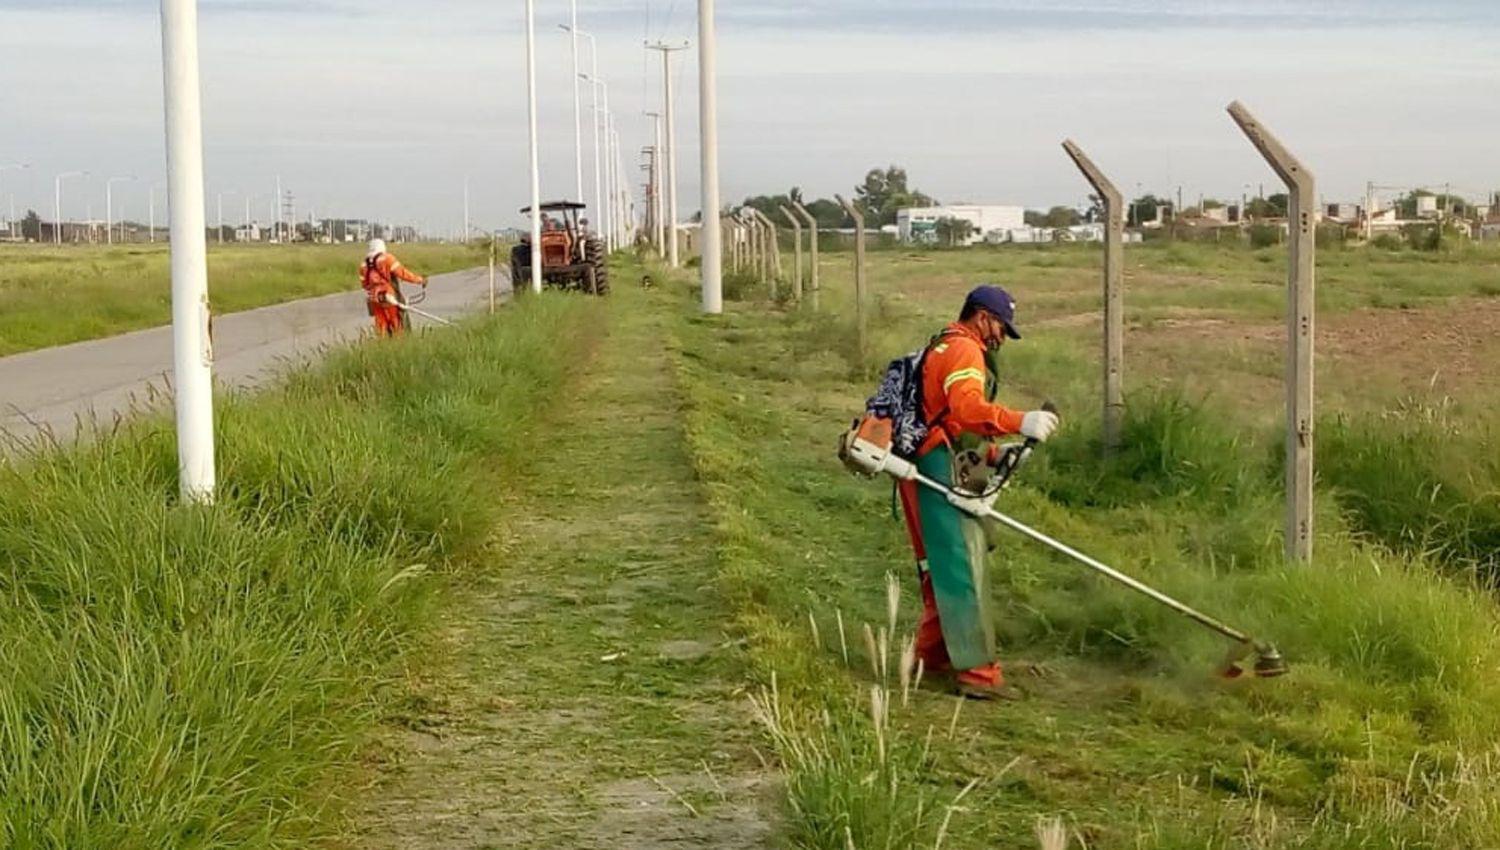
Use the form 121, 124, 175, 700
897, 205, 1025, 246
1324, 203, 1362, 223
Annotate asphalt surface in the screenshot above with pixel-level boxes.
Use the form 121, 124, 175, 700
0, 266, 508, 445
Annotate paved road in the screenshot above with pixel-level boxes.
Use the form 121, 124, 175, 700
0, 266, 508, 444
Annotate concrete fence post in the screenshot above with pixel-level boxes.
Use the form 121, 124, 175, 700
779, 205, 804, 302
1061, 139, 1125, 454
834, 194, 867, 362
1228, 100, 1316, 564
751, 208, 780, 300
792, 201, 820, 311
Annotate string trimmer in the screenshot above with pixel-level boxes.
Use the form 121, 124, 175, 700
384, 290, 455, 327
839, 410, 1287, 679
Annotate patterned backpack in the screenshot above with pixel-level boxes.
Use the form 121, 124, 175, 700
860, 328, 960, 458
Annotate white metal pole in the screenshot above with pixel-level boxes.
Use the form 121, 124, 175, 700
524, 0, 542, 294
659, 48, 682, 266
568, 10, 583, 204
0, 165, 26, 238
697, 0, 722, 313
160, 0, 216, 503
653, 114, 665, 252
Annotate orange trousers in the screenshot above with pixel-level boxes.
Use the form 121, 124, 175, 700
898, 479, 1003, 689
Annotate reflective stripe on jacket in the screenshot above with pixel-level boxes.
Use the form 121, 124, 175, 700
917, 322, 1025, 455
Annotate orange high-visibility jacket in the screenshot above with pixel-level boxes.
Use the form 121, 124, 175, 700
360, 252, 423, 298
917, 322, 1025, 456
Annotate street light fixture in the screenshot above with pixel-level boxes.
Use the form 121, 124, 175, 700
54, 170, 88, 245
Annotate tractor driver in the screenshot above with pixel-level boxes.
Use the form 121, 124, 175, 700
360, 238, 428, 337
897, 285, 1059, 699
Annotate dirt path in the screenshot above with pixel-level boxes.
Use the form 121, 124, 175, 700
345, 286, 775, 848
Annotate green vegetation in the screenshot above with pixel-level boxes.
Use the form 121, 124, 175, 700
0, 242, 484, 355
669, 241, 1500, 846
6, 239, 1500, 847
0, 294, 585, 847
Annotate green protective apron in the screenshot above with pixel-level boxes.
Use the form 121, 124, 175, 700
914, 444, 996, 671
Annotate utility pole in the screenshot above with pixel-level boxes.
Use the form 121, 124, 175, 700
644, 111, 664, 253
646, 42, 689, 267
1229, 100, 1316, 564
696, 0, 722, 312
160, 0, 216, 503
1364, 181, 1374, 242
463, 176, 470, 243
524, 0, 542, 293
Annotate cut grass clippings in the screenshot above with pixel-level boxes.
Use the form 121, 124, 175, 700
0, 292, 595, 848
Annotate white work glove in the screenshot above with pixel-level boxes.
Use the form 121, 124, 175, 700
1020, 409, 1060, 442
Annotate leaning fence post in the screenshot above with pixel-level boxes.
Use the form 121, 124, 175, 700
834, 194, 867, 362
751, 208, 780, 300
1062, 139, 1124, 455
1228, 100, 1315, 564
792, 201, 820, 311
779, 205, 804, 302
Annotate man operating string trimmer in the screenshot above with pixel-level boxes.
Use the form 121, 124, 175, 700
360, 238, 429, 337
841, 285, 1285, 701
890, 285, 1057, 700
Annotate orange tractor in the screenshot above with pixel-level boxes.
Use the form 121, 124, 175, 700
509, 201, 609, 295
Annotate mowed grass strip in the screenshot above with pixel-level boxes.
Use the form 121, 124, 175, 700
0, 242, 485, 355
669, 257, 1500, 848
347, 262, 773, 849
0, 293, 588, 848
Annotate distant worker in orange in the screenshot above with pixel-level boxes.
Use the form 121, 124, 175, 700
360, 238, 428, 337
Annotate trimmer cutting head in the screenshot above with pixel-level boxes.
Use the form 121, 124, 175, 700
1220, 641, 1288, 679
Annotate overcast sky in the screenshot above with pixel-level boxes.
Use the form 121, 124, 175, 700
1, 1, 1496, 232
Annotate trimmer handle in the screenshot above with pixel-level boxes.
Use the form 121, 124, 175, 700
998, 401, 1058, 489
1020, 400, 1060, 450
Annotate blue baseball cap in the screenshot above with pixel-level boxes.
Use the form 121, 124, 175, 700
963, 284, 1022, 339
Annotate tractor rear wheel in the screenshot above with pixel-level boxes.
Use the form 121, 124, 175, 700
584, 236, 609, 296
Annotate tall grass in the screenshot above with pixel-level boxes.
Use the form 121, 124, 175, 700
671, 271, 1500, 847
0, 294, 590, 847
1321, 398, 1500, 577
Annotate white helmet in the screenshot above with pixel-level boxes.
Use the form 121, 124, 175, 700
367, 238, 387, 256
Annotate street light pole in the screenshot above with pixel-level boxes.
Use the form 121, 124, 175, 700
647, 42, 689, 267
697, 0, 722, 313
0, 164, 28, 239
54, 171, 86, 245
567, 4, 583, 204
106, 176, 136, 246
160, 0, 216, 503
565, 27, 601, 236
524, 0, 542, 294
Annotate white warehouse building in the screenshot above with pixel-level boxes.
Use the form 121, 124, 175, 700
897, 205, 1026, 245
